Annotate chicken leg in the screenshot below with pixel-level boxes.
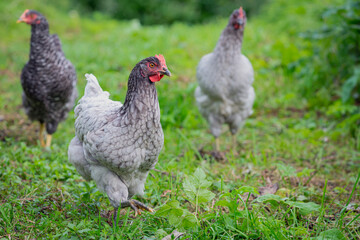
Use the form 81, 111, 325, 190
232, 134, 238, 154
45, 134, 52, 148
86, 165, 154, 221
39, 122, 45, 147
215, 137, 220, 151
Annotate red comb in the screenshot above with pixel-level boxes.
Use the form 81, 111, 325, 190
239, 7, 244, 18
20, 9, 30, 18
155, 54, 167, 68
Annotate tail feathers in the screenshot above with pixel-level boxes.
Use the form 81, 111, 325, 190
83, 73, 109, 98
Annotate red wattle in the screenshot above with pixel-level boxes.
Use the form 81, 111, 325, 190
149, 73, 164, 82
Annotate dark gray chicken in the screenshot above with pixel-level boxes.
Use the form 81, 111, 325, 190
68, 55, 171, 217
195, 7, 255, 151
18, 9, 77, 147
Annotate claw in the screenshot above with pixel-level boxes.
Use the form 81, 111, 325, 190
129, 199, 154, 216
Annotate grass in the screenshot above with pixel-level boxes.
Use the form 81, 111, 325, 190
0, 0, 359, 239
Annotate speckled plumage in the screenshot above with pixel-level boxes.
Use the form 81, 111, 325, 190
68, 56, 169, 211
20, 10, 77, 134
195, 8, 255, 138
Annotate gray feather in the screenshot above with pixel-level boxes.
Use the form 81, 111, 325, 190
195, 9, 255, 137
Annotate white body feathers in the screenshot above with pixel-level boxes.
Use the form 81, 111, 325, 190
68, 73, 163, 208
195, 17, 255, 138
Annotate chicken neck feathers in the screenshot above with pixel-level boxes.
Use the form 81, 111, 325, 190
74, 64, 163, 177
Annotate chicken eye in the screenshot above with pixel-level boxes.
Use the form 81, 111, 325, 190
149, 63, 155, 68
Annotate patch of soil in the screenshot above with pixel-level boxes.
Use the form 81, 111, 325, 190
0, 110, 37, 144
0, 68, 18, 81
198, 148, 228, 162
177, 75, 192, 84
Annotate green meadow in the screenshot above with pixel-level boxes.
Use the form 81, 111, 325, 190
0, 0, 359, 239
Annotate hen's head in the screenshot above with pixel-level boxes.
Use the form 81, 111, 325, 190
139, 55, 171, 83
230, 7, 246, 30
17, 9, 46, 25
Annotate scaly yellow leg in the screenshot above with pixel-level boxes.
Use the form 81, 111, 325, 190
39, 123, 45, 147
215, 138, 220, 151
45, 134, 52, 148
232, 134, 237, 154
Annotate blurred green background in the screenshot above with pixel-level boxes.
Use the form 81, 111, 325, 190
0, 0, 359, 238
71, 0, 269, 25
2, 0, 359, 137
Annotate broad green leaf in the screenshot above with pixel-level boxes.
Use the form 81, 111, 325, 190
155, 200, 198, 230
178, 211, 198, 231
254, 194, 284, 208
183, 177, 197, 200
276, 163, 297, 177
155, 229, 168, 239
222, 214, 235, 228
255, 194, 284, 203
194, 168, 207, 180
313, 228, 346, 240
169, 212, 184, 226
78, 228, 92, 233
215, 200, 232, 208
216, 196, 241, 213
341, 66, 360, 103
197, 188, 215, 203
296, 168, 315, 177
237, 186, 259, 195
193, 168, 213, 188
286, 201, 320, 215
182, 168, 215, 204
155, 200, 183, 219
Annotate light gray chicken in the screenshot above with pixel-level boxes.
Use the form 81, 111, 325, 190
195, 7, 255, 151
18, 9, 77, 147
68, 55, 171, 217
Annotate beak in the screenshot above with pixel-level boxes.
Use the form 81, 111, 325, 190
160, 68, 171, 77
237, 18, 244, 26
17, 9, 30, 23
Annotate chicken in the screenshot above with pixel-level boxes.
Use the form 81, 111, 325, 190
17, 9, 78, 147
68, 55, 171, 217
195, 7, 255, 151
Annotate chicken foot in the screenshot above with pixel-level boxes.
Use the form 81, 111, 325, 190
129, 199, 154, 216
114, 199, 154, 221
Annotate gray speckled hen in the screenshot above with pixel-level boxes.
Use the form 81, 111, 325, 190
195, 7, 255, 151
18, 9, 77, 147
68, 55, 171, 217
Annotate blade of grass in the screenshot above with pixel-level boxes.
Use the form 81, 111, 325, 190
337, 171, 360, 228
0, 205, 12, 228
316, 179, 327, 235
345, 213, 360, 228
176, 128, 203, 160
